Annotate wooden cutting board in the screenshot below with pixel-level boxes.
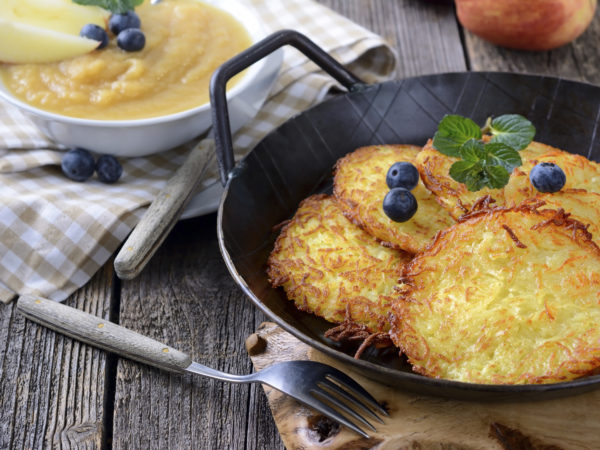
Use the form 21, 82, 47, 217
246, 322, 600, 449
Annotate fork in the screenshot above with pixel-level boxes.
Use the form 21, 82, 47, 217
17, 295, 387, 438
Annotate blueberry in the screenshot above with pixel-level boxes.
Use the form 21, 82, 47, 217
80, 24, 109, 49
117, 28, 146, 52
61, 148, 95, 182
383, 188, 418, 222
529, 162, 566, 193
96, 155, 123, 184
386, 161, 420, 190
109, 11, 141, 35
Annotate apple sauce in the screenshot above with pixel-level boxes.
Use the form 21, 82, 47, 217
0, 0, 252, 120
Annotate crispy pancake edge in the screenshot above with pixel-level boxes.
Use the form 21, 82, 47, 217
267, 193, 411, 333
391, 201, 600, 384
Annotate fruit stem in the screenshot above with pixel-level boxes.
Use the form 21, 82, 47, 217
481, 116, 492, 135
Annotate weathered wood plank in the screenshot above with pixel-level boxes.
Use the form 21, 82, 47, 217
112, 214, 282, 449
0, 264, 114, 450
465, 8, 600, 84
321, 0, 467, 77
111, 1, 466, 448
251, 323, 600, 450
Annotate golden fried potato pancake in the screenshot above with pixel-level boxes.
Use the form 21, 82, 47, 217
533, 190, 600, 242
333, 145, 455, 254
416, 139, 550, 218
391, 204, 600, 384
267, 194, 411, 332
504, 150, 600, 205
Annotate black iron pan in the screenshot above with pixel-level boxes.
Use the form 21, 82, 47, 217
211, 30, 600, 400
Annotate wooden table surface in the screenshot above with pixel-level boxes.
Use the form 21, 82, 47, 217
2, 1, 600, 449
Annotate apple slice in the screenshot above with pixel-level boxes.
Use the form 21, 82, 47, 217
0, 0, 109, 35
0, 19, 100, 64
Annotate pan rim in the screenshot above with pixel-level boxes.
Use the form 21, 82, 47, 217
216, 70, 600, 399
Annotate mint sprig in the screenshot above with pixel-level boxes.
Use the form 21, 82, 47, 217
486, 114, 536, 150
72, 0, 143, 14
433, 114, 535, 191
432, 115, 481, 158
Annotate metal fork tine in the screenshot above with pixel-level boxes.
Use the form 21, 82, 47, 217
326, 372, 388, 416
311, 388, 376, 431
298, 393, 371, 439
318, 379, 384, 424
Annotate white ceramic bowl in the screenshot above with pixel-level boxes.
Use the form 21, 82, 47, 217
0, 0, 282, 157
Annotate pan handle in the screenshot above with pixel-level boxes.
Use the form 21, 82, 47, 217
210, 29, 366, 186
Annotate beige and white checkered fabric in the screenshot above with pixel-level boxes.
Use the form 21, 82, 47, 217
0, 0, 396, 303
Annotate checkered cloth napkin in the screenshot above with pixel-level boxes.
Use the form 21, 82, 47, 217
0, 0, 396, 303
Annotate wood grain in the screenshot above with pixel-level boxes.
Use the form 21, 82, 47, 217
0, 264, 114, 449
110, 2, 466, 449
465, 8, 600, 84
17, 295, 193, 373
0, 2, 468, 449
114, 139, 215, 281
112, 214, 283, 449
250, 322, 600, 450
322, 0, 467, 77
6, 1, 600, 449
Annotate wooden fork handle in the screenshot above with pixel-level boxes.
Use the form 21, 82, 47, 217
17, 295, 192, 373
114, 138, 215, 280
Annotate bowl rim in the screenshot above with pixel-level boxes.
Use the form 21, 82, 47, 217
0, 0, 272, 126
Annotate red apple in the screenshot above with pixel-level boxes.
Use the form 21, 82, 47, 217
455, 0, 597, 51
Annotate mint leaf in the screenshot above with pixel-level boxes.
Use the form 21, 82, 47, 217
489, 114, 535, 150
484, 165, 510, 189
434, 113, 535, 192
459, 139, 486, 162
433, 115, 482, 157
449, 160, 488, 191
449, 160, 478, 183
449, 140, 519, 191
72, 0, 143, 14
464, 169, 488, 191
485, 142, 522, 173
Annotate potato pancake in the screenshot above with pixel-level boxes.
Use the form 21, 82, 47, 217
416, 139, 551, 218
391, 204, 600, 384
533, 190, 600, 242
267, 194, 411, 332
504, 150, 600, 206
333, 145, 455, 254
